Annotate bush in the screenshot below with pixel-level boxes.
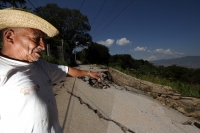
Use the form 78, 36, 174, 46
41, 51, 68, 65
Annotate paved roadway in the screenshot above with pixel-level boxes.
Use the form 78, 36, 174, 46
53, 65, 200, 133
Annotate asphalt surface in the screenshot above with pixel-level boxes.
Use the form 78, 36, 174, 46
53, 65, 200, 133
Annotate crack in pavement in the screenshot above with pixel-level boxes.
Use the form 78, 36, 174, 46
111, 83, 146, 96
66, 90, 135, 133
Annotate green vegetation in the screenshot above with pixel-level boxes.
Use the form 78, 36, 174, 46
85, 42, 110, 65
109, 54, 200, 98
40, 51, 68, 66
0, 0, 26, 9
0, 41, 2, 50
34, 3, 92, 57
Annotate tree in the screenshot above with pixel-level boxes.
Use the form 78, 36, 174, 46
162, 65, 193, 83
34, 3, 92, 56
190, 68, 200, 84
85, 42, 110, 65
109, 54, 135, 69
0, 41, 2, 50
0, 0, 26, 9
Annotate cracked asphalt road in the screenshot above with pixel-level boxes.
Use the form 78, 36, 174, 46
53, 65, 200, 133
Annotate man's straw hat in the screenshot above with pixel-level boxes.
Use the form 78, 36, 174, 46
0, 8, 59, 38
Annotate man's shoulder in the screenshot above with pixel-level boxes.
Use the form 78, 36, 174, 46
35, 58, 60, 71
0, 56, 10, 67
36, 58, 59, 67
35, 58, 50, 66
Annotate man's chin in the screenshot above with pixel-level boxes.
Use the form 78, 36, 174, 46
28, 57, 40, 62
33, 57, 40, 62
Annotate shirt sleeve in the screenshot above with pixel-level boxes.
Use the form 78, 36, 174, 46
36, 59, 68, 84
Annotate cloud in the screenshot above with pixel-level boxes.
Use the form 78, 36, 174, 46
147, 50, 152, 53
132, 47, 184, 57
97, 39, 114, 47
133, 46, 147, 52
130, 46, 185, 60
154, 48, 184, 56
145, 56, 157, 61
116, 38, 131, 46
154, 48, 173, 55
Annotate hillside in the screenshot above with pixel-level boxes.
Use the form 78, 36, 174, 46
150, 56, 200, 69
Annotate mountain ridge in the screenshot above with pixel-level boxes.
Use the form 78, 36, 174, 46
150, 56, 200, 69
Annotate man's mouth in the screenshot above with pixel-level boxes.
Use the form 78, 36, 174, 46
37, 49, 42, 56
38, 49, 42, 53
31, 48, 43, 62
36, 49, 42, 54
33, 48, 42, 55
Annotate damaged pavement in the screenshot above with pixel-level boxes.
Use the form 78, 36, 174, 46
53, 65, 200, 133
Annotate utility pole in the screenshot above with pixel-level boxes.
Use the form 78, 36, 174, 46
57, 39, 64, 61
46, 44, 50, 56
62, 39, 63, 54
12, 0, 15, 7
61, 39, 64, 61
75, 42, 79, 61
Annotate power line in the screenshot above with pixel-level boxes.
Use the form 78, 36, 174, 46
27, 0, 36, 10
91, 0, 107, 26
27, 0, 45, 18
93, 0, 134, 39
93, 0, 122, 32
32, 0, 40, 7
79, 0, 85, 11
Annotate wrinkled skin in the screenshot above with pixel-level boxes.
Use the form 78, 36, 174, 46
1, 28, 46, 62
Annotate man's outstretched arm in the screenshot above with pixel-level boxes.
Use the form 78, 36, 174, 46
67, 67, 102, 81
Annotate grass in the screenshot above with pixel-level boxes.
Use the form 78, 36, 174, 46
112, 67, 200, 98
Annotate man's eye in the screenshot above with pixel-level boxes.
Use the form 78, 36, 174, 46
34, 37, 40, 42
34, 33, 41, 42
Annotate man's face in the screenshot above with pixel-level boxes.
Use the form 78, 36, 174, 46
12, 28, 46, 62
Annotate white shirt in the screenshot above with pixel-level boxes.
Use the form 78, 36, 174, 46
0, 56, 68, 133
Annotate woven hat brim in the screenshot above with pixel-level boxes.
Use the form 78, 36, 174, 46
0, 9, 59, 38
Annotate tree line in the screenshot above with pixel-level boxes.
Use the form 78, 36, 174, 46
108, 54, 200, 85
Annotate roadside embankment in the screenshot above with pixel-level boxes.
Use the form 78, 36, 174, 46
108, 67, 200, 121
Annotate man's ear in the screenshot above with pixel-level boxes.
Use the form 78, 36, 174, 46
3, 29, 15, 44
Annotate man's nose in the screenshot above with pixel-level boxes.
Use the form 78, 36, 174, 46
39, 38, 46, 50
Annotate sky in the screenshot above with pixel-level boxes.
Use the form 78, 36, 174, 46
26, 0, 200, 61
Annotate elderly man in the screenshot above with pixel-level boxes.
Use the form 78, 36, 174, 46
0, 8, 101, 133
